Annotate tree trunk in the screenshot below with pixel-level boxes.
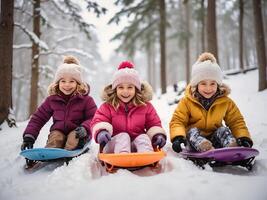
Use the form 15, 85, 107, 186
201, 0, 205, 52
252, 0, 267, 91
184, 1, 190, 84
152, 44, 156, 89
206, 0, 219, 62
147, 45, 153, 88
159, 0, 167, 94
244, 44, 250, 67
0, 0, 14, 125
29, 0, 41, 115
239, 0, 244, 72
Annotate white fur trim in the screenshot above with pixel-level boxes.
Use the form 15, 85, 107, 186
146, 126, 166, 140
92, 122, 113, 137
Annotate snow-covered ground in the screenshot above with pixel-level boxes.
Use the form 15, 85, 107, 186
0, 70, 267, 200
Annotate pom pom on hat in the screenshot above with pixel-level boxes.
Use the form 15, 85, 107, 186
53, 55, 83, 84
190, 52, 223, 87
63, 55, 80, 65
112, 61, 141, 90
118, 61, 134, 69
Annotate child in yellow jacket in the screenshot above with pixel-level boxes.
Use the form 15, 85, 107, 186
169, 52, 253, 153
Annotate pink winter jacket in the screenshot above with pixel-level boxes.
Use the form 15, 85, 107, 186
91, 82, 166, 142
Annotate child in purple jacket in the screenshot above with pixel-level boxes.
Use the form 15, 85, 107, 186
21, 56, 97, 151
90, 61, 166, 153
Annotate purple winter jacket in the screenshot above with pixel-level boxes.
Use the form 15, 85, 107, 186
23, 94, 97, 140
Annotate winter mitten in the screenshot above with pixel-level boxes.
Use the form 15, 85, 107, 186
75, 126, 87, 139
21, 136, 35, 151
97, 130, 111, 145
172, 136, 187, 153
152, 134, 166, 148
237, 137, 253, 148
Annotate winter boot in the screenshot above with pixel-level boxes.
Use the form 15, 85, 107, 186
187, 128, 214, 152
213, 127, 237, 148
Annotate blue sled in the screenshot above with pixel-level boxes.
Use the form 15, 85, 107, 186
20, 143, 90, 161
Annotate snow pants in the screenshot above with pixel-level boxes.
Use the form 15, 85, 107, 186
103, 132, 154, 153
45, 130, 79, 150
187, 126, 237, 152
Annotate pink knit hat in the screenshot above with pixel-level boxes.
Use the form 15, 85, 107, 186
54, 56, 83, 84
112, 61, 141, 90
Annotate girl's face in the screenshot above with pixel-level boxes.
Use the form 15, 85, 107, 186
59, 76, 78, 95
116, 83, 136, 103
197, 79, 218, 98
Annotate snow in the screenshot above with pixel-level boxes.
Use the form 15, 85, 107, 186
1, 70, 267, 200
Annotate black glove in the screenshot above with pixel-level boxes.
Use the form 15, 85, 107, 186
75, 126, 87, 139
237, 137, 253, 148
21, 136, 35, 151
172, 136, 187, 153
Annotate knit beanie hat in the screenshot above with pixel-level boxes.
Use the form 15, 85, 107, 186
112, 61, 141, 90
190, 52, 223, 87
54, 55, 83, 84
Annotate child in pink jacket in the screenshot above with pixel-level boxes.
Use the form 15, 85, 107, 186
90, 61, 166, 153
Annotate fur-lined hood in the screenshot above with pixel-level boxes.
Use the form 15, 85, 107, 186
101, 81, 153, 102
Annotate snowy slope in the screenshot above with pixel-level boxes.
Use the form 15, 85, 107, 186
0, 70, 267, 200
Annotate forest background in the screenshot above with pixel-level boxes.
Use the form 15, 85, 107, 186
0, 0, 266, 126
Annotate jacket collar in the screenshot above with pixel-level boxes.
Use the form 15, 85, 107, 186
185, 84, 230, 109
52, 93, 84, 103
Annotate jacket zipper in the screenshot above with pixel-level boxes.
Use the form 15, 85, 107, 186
64, 99, 72, 133
125, 104, 129, 132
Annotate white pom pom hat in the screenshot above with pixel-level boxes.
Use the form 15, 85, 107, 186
54, 56, 83, 84
190, 52, 223, 87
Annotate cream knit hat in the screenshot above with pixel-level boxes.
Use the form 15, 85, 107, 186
190, 52, 223, 87
54, 55, 83, 84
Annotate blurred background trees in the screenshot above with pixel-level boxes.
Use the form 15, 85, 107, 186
0, 0, 266, 125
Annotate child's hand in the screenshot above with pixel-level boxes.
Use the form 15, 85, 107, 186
237, 137, 253, 148
21, 136, 35, 151
75, 126, 87, 139
172, 136, 187, 153
152, 134, 166, 149
97, 130, 111, 145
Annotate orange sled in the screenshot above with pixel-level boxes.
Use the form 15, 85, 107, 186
98, 150, 166, 172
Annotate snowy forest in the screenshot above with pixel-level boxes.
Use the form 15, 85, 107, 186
0, 0, 266, 124
1, 1, 267, 200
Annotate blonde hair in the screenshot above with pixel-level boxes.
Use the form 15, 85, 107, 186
47, 81, 89, 96
101, 84, 146, 109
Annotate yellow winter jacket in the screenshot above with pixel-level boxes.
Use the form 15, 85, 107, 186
169, 84, 251, 141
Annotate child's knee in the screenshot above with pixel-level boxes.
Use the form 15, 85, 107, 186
187, 127, 200, 139
46, 130, 66, 148
113, 132, 131, 153
134, 134, 153, 152
64, 131, 79, 150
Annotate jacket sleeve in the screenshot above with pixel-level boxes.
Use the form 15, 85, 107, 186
169, 97, 190, 141
23, 97, 53, 140
90, 103, 113, 142
224, 98, 251, 139
145, 103, 166, 140
81, 96, 97, 139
